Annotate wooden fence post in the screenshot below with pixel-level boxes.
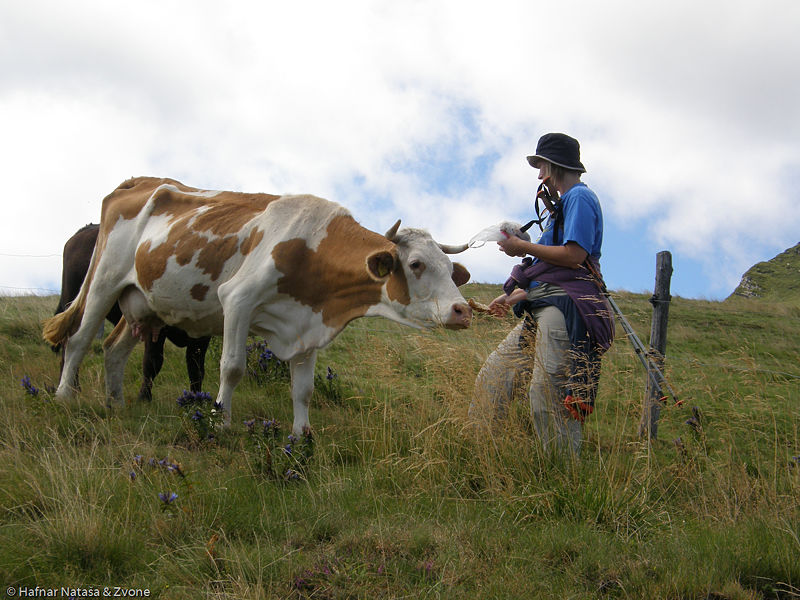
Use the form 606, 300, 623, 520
639, 251, 673, 440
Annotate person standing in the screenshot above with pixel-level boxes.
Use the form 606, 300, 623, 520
470, 133, 614, 455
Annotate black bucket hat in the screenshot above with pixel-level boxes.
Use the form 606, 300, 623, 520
526, 133, 586, 172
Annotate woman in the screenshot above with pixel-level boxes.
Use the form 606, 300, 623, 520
470, 133, 614, 455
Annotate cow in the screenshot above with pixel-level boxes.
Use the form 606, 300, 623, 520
53, 223, 211, 401
43, 177, 472, 434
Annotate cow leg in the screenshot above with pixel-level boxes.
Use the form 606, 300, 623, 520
138, 331, 167, 402
104, 318, 139, 405
57, 286, 120, 399
186, 337, 210, 393
289, 349, 317, 436
59, 345, 81, 392
216, 317, 251, 426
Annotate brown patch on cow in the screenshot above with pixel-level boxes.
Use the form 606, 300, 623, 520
173, 229, 207, 266
240, 227, 264, 256
386, 261, 411, 305
102, 178, 280, 233
133, 185, 273, 289
134, 217, 205, 290
191, 283, 209, 301
94, 177, 280, 303
150, 186, 204, 223
103, 177, 197, 224
272, 215, 404, 331
135, 240, 168, 291
191, 193, 280, 236
197, 235, 239, 281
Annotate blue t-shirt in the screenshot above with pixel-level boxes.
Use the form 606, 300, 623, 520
533, 182, 603, 259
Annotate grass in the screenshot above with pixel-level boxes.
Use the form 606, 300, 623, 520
0, 285, 798, 598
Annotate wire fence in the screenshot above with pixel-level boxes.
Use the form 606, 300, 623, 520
0, 285, 60, 295
0, 251, 61, 295
0, 252, 60, 258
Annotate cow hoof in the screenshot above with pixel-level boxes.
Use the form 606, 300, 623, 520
55, 384, 77, 400
105, 394, 125, 408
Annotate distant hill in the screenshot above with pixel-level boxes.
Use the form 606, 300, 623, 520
729, 242, 800, 303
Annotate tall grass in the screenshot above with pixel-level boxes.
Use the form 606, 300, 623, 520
0, 288, 798, 598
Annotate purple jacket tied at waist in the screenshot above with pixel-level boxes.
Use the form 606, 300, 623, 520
504, 256, 615, 351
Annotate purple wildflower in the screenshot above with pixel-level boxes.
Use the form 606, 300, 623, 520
158, 491, 178, 504
21, 375, 39, 397
176, 389, 213, 408
262, 419, 280, 436
166, 462, 184, 477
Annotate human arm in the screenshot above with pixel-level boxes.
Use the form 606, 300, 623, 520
486, 287, 528, 317
497, 237, 587, 268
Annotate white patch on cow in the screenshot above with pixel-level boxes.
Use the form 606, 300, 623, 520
187, 189, 223, 199
136, 212, 181, 248
263, 195, 351, 251
154, 184, 221, 200
249, 297, 338, 360
364, 302, 423, 329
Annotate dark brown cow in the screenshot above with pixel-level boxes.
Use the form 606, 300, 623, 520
54, 223, 210, 400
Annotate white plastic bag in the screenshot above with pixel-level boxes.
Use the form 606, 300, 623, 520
468, 221, 532, 248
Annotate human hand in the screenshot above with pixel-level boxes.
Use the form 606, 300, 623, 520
487, 294, 510, 317
497, 235, 528, 257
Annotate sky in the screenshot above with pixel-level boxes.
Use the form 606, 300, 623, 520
2, 0, 799, 301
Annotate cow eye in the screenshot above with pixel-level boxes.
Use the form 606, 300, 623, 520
410, 260, 423, 270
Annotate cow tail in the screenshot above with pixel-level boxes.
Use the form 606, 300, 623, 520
42, 234, 102, 348
42, 291, 87, 347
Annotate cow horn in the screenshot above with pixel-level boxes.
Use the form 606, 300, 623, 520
384, 219, 401, 242
437, 242, 469, 254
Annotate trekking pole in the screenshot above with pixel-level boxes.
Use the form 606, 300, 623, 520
583, 261, 682, 407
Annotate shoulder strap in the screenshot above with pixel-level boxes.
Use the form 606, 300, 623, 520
534, 178, 563, 244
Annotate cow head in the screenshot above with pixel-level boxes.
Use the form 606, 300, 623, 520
371, 220, 472, 330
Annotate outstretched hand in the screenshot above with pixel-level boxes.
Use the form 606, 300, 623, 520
487, 288, 528, 317
487, 294, 510, 317
497, 235, 528, 257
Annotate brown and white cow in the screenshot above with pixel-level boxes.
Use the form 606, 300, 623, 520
43, 177, 472, 434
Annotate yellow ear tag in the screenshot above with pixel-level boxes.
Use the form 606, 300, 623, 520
377, 262, 389, 277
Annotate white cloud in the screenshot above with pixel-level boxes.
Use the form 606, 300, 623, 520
1, 0, 799, 298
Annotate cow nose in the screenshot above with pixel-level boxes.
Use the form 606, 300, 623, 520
445, 301, 472, 329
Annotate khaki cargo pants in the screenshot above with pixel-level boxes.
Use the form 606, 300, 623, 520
469, 304, 582, 455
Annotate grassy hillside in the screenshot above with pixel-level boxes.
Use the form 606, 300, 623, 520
1, 287, 798, 599
730, 242, 800, 304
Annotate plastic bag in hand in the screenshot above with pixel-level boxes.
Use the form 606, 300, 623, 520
468, 221, 532, 248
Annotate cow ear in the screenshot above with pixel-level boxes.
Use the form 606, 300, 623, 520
452, 262, 470, 287
366, 250, 396, 281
